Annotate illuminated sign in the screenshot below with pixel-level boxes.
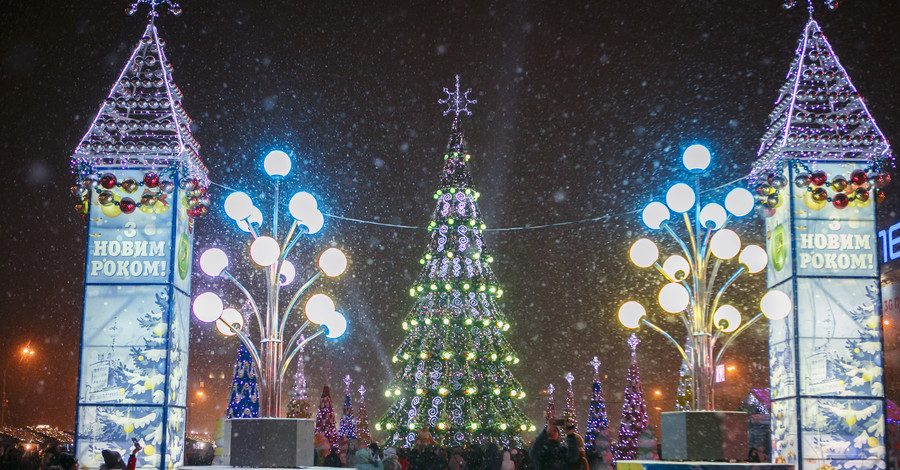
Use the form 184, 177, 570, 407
877, 221, 900, 264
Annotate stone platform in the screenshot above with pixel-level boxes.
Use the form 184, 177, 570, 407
618, 461, 793, 470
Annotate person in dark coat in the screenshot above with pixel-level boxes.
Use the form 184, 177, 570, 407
563, 429, 589, 470
323, 446, 342, 467
530, 423, 566, 470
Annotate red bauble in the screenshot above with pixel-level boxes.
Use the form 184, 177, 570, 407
810, 171, 828, 186
832, 193, 849, 209
181, 178, 199, 192
875, 173, 893, 189
100, 173, 117, 189
119, 197, 137, 214
850, 169, 867, 186
144, 172, 160, 188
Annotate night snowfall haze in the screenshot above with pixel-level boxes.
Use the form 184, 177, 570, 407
1, 0, 899, 439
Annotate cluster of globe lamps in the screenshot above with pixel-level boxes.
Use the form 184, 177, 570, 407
617, 144, 792, 410
191, 150, 348, 417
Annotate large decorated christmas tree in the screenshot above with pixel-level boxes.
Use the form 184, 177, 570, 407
376, 76, 532, 448
614, 334, 648, 462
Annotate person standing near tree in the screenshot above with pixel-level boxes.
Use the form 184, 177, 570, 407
530, 422, 566, 470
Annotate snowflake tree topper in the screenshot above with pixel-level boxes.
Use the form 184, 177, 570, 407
344, 374, 352, 394
590, 357, 601, 381
439, 75, 477, 116
782, 0, 838, 15
565, 372, 574, 387
628, 333, 641, 358
126, 0, 182, 18
358, 385, 366, 399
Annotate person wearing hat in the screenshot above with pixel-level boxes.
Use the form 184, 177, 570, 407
101, 439, 142, 470
381, 447, 401, 470
563, 425, 589, 470
530, 421, 567, 470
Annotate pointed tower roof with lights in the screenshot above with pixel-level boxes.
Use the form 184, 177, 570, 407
751, 5, 893, 184
70, 0, 207, 187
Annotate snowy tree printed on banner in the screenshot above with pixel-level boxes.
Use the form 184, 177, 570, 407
771, 399, 798, 465
801, 398, 885, 470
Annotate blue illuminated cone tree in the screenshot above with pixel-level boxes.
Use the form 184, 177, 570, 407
377, 77, 531, 448
584, 358, 611, 454
225, 302, 259, 419
338, 375, 357, 440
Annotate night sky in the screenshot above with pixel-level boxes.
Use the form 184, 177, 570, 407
2, 0, 899, 438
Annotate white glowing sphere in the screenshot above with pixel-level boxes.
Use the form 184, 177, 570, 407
761, 290, 792, 320
249, 236, 280, 266
710, 229, 741, 260
666, 183, 696, 213
289, 192, 318, 220
302, 209, 325, 235
224, 192, 254, 221
662, 255, 691, 281
713, 305, 742, 333
739, 244, 768, 273
618, 301, 646, 329
305, 293, 336, 325
725, 187, 755, 217
279, 260, 296, 286
199, 248, 229, 277
682, 144, 711, 171
658, 282, 690, 314
264, 150, 291, 177
215, 308, 243, 337
236, 206, 263, 233
699, 203, 727, 230
192, 292, 224, 323
629, 238, 659, 268
642, 202, 671, 230
323, 311, 348, 339
319, 248, 347, 277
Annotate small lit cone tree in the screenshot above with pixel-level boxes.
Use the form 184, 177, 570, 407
617, 144, 792, 411
226, 301, 259, 419
563, 373, 578, 432
191, 150, 350, 419
376, 76, 532, 448
545, 384, 557, 427
356, 386, 372, 446
584, 358, 609, 451
286, 346, 311, 419
674, 340, 692, 411
315, 383, 338, 445
614, 334, 648, 462
338, 375, 357, 440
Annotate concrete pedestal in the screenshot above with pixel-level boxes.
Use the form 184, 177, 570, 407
222, 418, 315, 467
661, 411, 748, 461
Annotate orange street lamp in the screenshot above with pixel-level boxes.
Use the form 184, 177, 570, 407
2, 345, 36, 428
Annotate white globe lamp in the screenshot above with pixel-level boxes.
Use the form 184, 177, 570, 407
192, 292, 224, 323
699, 203, 727, 230
289, 192, 318, 220
725, 187, 755, 217
264, 150, 291, 177
216, 308, 244, 336
618, 301, 646, 329
323, 311, 348, 339
710, 229, 741, 260
279, 260, 296, 286
237, 206, 263, 233
249, 236, 280, 267
662, 255, 691, 281
713, 305, 741, 333
305, 293, 336, 325
761, 290, 792, 320
666, 183, 696, 213
682, 144, 711, 171
658, 282, 690, 313
319, 248, 347, 277
629, 238, 659, 268
199, 248, 229, 277
642, 202, 671, 230
224, 192, 254, 221
739, 245, 768, 273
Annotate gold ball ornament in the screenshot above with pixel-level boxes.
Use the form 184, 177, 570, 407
153, 323, 167, 336
139, 204, 155, 214
804, 190, 827, 210
121, 178, 138, 193
854, 348, 860, 353
845, 415, 856, 426
123, 423, 135, 434
138, 355, 144, 361
120, 388, 126, 394
862, 371, 873, 382
101, 204, 122, 218
867, 316, 879, 329
868, 436, 879, 448
98, 190, 116, 206
143, 445, 155, 456
144, 380, 154, 390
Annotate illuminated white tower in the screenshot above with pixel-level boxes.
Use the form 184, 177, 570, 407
69, 2, 207, 469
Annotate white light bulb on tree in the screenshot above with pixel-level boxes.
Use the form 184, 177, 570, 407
200, 248, 229, 277
713, 305, 741, 333
699, 203, 727, 230
289, 192, 318, 220
618, 301, 646, 329
192, 292, 224, 323
249, 236, 280, 266
725, 187, 755, 217
629, 238, 659, 268
319, 248, 347, 277
224, 192, 254, 221
305, 293, 336, 325
263, 150, 291, 177
666, 183, 696, 213
658, 282, 690, 313
216, 308, 243, 336
710, 229, 741, 260
642, 202, 671, 230
302, 209, 325, 235
662, 255, 691, 281
682, 144, 711, 171
237, 206, 263, 233
279, 260, 296, 286
761, 290, 792, 320
739, 245, 768, 273
323, 311, 348, 339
